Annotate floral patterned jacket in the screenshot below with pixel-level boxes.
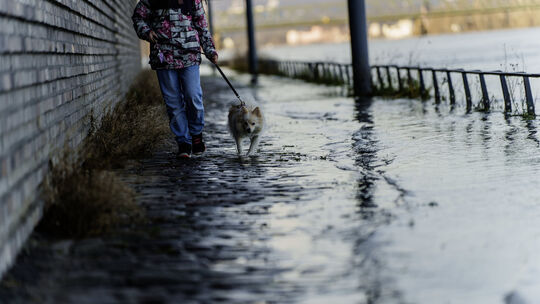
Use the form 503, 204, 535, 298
132, 0, 217, 70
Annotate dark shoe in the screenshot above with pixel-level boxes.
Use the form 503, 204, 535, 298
192, 133, 206, 154
177, 142, 192, 159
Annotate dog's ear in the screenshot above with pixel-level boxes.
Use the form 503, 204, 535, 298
252, 107, 262, 118
242, 107, 249, 114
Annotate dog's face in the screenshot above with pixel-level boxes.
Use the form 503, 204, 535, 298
241, 107, 263, 134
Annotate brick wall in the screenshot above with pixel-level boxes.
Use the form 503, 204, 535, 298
0, 0, 141, 278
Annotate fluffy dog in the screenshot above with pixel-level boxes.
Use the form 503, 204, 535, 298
228, 104, 264, 156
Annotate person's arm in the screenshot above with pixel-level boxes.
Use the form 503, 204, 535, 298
132, 0, 156, 43
192, 0, 218, 63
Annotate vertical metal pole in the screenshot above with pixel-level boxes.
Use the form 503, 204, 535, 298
207, 0, 216, 75
207, 0, 214, 37
245, 0, 258, 84
348, 0, 371, 96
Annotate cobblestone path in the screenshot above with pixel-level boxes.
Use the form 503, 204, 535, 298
0, 72, 407, 304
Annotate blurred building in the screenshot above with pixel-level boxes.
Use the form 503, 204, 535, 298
209, 0, 540, 50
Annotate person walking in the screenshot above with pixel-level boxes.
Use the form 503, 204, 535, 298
132, 0, 218, 158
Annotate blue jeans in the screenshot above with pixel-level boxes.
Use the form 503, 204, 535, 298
156, 65, 204, 145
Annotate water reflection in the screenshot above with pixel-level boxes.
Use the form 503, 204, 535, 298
504, 117, 519, 161
350, 97, 407, 303
524, 119, 540, 146
360, 97, 540, 303
353, 97, 379, 210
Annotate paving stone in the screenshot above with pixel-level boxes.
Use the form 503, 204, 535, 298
0, 73, 400, 303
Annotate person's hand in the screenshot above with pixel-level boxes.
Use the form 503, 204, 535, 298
148, 31, 158, 44
210, 53, 218, 64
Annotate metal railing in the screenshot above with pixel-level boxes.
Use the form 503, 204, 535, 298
259, 59, 353, 87
257, 59, 539, 116
372, 65, 537, 115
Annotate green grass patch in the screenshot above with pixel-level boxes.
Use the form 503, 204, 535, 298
372, 79, 431, 100
521, 112, 537, 120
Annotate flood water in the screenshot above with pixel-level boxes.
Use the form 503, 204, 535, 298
358, 102, 540, 303
262, 27, 540, 71
253, 29, 540, 303
214, 69, 540, 303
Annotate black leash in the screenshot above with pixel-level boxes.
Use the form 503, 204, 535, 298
212, 62, 245, 106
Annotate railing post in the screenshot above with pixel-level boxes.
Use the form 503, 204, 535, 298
396, 67, 403, 93
289, 61, 294, 77
499, 74, 512, 114
406, 68, 413, 97
289, 61, 294, 78
288, 61, 293, 77
345, 64, 352, 87
447, 70, 455, 104
478, 72, 490, 111
386, 66, 393, 91
432, 69, 440, 103
348, 0, 372, 96
376, 66, 384, 89
338, 64, 345, 85
523, 75, 536, 116
419, 69, 426, 98
462, 72, 472, 111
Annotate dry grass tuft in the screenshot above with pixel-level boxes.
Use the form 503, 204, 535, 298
39, 70, 166, 238
39, 149, 142, 238
83, 70, 168, 169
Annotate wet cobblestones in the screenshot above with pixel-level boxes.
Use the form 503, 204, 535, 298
4, 69, 540, 303
0, 73, 397, 303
